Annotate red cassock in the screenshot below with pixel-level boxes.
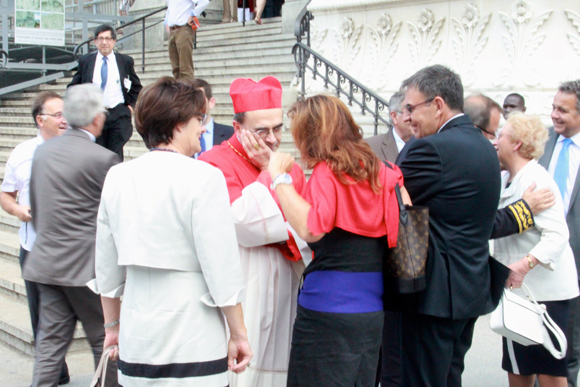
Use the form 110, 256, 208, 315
199, 134, 306, 261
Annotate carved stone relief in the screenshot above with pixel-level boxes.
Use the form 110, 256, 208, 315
496, 0, 553, 87
565, 9, 580, 57
450, 4, 491, 87
332, 17, 364, 73
407, 9, 445, 70
366, 13, 402, 90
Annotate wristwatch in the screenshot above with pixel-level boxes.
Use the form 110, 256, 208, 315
527, 255, 534, 269
271, 173, 292, 190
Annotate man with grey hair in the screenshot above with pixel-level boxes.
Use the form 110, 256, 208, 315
538, 80, 580, 387
366, 91, 414, 163
393, 65, 506, 387
23, 84, 119, 386
464, 94, 503, 140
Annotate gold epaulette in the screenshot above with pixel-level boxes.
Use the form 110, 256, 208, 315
507, 200, 534, 233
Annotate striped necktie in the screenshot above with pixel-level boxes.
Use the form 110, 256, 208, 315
554, 138, 573, 200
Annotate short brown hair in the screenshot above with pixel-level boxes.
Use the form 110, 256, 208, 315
191, 78, 212, 99
135, 77, 206, 149
506, 113, 548, 160
289, 95, 382, 193
31, 91, 62, 129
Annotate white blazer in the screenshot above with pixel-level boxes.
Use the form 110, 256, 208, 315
494, 159, 579, 301
91, 151, 244, 307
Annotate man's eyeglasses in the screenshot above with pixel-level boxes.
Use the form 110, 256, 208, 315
477, 125, 498, 139
40, 112, 64, 119
95, 37, 115, 43
403, 98, 435, 114
249, 125, 284, 139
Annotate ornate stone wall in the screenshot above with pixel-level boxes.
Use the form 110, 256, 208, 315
304, 0, 580, 129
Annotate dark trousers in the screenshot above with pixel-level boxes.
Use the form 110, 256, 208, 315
567, 290, 580, 387
32, 284, 117, 387
19, 247, 69, 382
96, 103, 132, 161
400, 313, 477, 387
378, 310, 402, 387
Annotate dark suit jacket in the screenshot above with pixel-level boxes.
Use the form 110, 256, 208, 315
366, 129, 399, 163
539, 128, 580, 277
24, 130, 119, 287
213, 122, 234, 146
396, 115, 503, 319
68, 51, 142, 108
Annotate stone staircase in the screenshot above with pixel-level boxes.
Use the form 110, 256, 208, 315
0, 17, 301, 357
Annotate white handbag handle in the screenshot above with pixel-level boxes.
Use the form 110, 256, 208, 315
90, 345, 118, 387
521, 284, 567, 359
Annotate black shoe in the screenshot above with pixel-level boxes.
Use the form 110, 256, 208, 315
59, 361, 70, 385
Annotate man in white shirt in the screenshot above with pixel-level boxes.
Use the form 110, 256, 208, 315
164, 0, 197, 80
539, 80, 580, 387
192, 78, 234, 158
68, 24, 142, 161
366, 91, 414, 163
0, 91, 70, 385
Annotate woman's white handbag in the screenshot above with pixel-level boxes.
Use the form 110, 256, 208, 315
490, 283, 567, 359
90, 345, 118, 387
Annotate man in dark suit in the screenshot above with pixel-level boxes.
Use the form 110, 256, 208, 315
69, 24, 142, 161
367, 91, 414, 164
191, 78, 234, 158
23, 84, 119, 386
464, 94, 502, 140
539, 80, 580, 387
395, 65, 506, 387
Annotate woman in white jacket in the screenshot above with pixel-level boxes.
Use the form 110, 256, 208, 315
494, 113, 579, 387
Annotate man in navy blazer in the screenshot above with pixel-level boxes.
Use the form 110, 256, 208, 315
69, 24, 142, 161
192, 78, 234, 158
395, 65, 506, 387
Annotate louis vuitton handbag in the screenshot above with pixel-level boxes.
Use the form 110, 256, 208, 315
382, 161, 429, 294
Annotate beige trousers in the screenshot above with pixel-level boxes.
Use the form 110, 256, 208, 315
168, 25, 195, 81
222, 0, 238, 22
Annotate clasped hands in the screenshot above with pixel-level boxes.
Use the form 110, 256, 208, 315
239, 129, 294, 177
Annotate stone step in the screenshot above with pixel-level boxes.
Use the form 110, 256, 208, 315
0, 286, 89, 356
132, 46, 294, 65
0, 116, 36, 128
0, 208, 19, 235
0, 127, 37, 138
0, 229, 21, 263
136, 53, 295, 70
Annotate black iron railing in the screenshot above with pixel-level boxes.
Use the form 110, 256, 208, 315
292, 43, 389, 135
73, 6, 167, 73
292, 5, 389, 135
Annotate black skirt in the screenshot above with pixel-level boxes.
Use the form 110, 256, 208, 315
502, 299, 571, 376
287, 305, 383, 387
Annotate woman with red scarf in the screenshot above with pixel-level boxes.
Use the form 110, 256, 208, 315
266, 95, 410, 386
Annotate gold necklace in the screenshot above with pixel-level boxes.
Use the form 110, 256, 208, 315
227, 140, 253, 165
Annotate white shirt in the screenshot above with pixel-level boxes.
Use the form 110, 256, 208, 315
392, 127, 406, 152
1, 135, 44, 251
438, 113, 465, 133
165, 0, 196, 27
92, 52, 125, 109
547, 131, 580, 215
79, 129, 96, 142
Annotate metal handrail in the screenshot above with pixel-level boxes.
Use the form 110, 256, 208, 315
292, 42, 389, 135
294, 0, 313, 47
73, 6, 168, 73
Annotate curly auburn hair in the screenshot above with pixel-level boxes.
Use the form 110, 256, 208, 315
288, 95, 382, 193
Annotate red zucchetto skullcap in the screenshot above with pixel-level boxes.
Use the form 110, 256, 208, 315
230, 76, 283, 113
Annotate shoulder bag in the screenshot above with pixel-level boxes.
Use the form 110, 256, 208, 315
490, 283, 567, 359
382, 161, 429, 294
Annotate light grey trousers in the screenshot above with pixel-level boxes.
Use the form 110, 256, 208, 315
32, 284, 117, 387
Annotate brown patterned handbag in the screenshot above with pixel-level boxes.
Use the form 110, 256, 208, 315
383, 163, 429, 294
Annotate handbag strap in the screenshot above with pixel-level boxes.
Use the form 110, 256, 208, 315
90, 345, 118, 387
520, 284, 567, 359
381, 160, 405, 212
